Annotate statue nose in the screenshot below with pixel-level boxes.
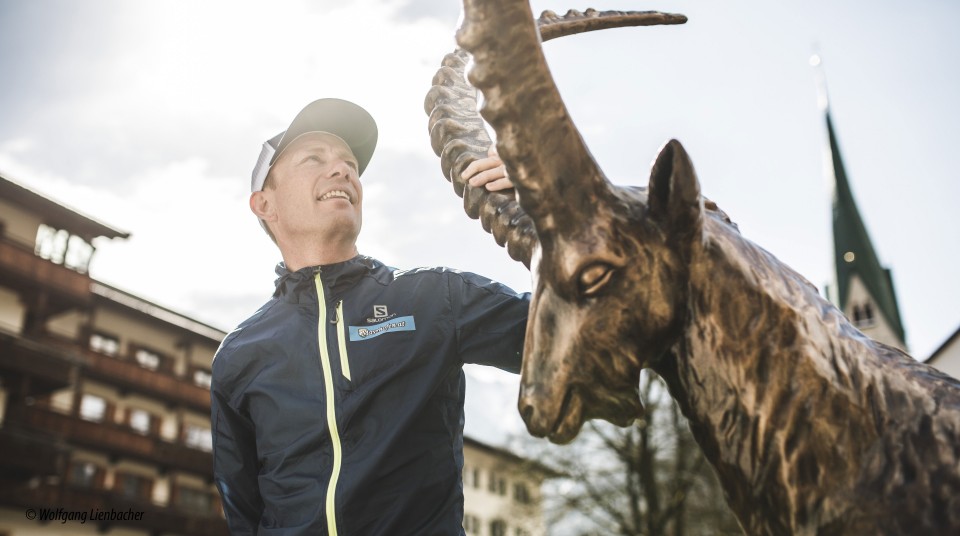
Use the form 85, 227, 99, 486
518, 384, 548, 437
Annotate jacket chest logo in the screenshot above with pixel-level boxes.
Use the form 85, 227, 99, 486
365, 304, 398, 324
349, 316, 416, 341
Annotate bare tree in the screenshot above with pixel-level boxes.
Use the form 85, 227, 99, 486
515, 372, 741, 536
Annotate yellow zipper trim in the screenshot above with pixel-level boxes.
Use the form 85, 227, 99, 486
336, 300, 351, 381
314, 274, 341, 536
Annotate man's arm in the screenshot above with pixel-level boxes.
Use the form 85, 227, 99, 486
450, 271, 530, 373
211, 385, 263, 534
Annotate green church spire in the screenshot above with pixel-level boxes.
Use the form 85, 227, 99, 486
827, 112, 906, 344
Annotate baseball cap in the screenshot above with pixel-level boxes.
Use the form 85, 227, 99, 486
251, 98, 378, 192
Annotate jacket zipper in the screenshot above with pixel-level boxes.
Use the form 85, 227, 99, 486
314, 272, 342, 536
335, 300, 352, 381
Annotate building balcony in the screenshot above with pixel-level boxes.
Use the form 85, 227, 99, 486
0, 237, 92, 308
0, 329, 80, 396
81, 347, 211, 413
5, 406, 212, 479
36, 333, 211, 413
0, 427, 67, 481
0, 481, 227, 536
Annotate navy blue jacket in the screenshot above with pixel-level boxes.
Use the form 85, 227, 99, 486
211, 255, 529, 535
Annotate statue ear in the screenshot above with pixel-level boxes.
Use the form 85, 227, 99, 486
648, 139, 703, 237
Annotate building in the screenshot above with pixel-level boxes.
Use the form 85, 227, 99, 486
926, 327, 960, 379
822, 111, 908, 351
0, 172, 553, 534
0, 173, 228, 535
462, 437, 557, 536
817, 70, 960, 380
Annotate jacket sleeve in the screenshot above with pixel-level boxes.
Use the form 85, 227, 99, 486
211, 365, 263, 535
449, 271, 530, 373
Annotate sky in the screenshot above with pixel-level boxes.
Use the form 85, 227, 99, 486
1, 0, 958, 444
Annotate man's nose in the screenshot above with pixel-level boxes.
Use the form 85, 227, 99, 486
328, 161, 353, 180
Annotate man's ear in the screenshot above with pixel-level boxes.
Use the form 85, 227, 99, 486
249, 190, 276, 223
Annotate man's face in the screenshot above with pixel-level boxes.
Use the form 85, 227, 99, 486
265, 132, 363, 245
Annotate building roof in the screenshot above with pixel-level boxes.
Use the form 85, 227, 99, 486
91, 280, 227, 343
926, 325, 960, 365
826, 113, 906, 343
0, 172, 130, 241
464, 435, 563, 479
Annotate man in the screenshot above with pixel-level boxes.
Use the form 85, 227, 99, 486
211, 98, 528, 535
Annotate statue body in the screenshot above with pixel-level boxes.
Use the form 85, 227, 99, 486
426, 2, 960, 533
661, 202, 960, 534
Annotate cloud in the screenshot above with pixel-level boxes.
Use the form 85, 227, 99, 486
392, 0, 461, 24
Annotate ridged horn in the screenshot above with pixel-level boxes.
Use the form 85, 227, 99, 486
425, 49, 539, 268
457, 2, 686, 239
425, 7, 686, 265
538, 8, 686, 42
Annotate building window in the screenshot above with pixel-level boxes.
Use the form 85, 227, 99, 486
490, 519, 508, 536
115, 472, 152, 501
514, 482, 531, 504
34, 225, 94, 272
177, 486, 213, 514
488, 471, 507, 496
69, 461, 101, 488
463, 514, 481, 535
184, 424, 213, 452
35, 225, 68, 264
79, 394, 107, 422
128, 408, 153, 435
90, 332, 120, 356
852, 302, 875, 328
193, 368, 213, 389
134, 347, 163, 371
464, 465, 483, 489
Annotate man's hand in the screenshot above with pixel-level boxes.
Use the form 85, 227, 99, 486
461, 146, 513, 192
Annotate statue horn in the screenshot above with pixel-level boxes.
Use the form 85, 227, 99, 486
457, 2, 685, 238
425, 6, 685, 262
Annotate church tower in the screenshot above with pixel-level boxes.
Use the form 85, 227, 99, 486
821, 97, 908, 351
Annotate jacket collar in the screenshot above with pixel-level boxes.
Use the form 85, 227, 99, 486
273, 254, 383, 299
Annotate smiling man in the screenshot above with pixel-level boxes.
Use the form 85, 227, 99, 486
210, 98, 529, 535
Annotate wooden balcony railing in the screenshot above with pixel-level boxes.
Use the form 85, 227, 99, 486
7, 406, 213, 479
0, 238, 91, 304
0, 481, 227, 536
82, 348, 211, 412
0, 427, 66, 481
37, 334, 211, 413
0, 330, 79, 394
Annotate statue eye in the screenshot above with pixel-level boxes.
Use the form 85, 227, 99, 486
579, 263, 615, 296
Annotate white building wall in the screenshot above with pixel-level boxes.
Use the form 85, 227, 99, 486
91, 306, 184, 362
45, 309, 87, 341
0, 286, 24, 333
843, 274, 905, 351
0, 197, 42, 246
462, 443, 546, 536
927, 330, 960, 380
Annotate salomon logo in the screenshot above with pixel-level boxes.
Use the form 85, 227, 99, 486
373, 305, 388, 318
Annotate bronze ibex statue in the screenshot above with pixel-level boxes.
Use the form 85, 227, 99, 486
425, 2, 960, 534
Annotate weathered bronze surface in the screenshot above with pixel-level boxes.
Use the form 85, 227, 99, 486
426, 2, 960, 534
